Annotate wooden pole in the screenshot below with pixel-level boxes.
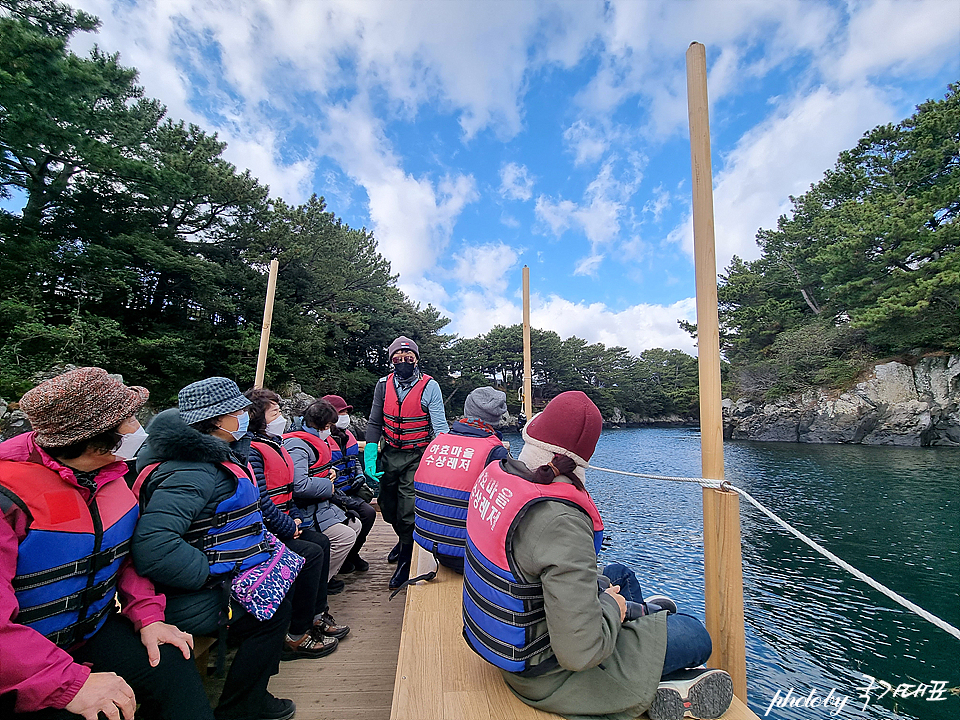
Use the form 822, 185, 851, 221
685, 41, 747, 702
522, 266, 533, 420
254, 259, 279, 390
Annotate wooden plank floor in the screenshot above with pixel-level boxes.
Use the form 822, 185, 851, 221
392, 544, 760, 720
268, 513, 405, 720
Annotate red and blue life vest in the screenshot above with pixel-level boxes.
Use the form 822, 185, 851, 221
326, 430, 359, 492
412, 433, 504, 561
250, 439, 295, 512
462, 461, 604, 673
283, 431, 333, 477
382, 373, 433, 450
0, 460, 139, 649
134, 461, 271, 577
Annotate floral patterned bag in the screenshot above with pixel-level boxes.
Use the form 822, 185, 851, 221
230, 532, 304, 621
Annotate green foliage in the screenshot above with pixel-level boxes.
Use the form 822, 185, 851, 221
716, 84, 959, 399
446, 324, 700, 419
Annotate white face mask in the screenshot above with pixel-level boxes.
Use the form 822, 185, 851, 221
113, 426, 148, 461
335, 415, 351, 430
317, 428, 332, 440
265, 415, 287, 437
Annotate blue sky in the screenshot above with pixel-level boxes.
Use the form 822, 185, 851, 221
59, 0, 960, 354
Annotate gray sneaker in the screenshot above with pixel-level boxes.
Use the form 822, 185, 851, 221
645, 594, 678, 614
647, 668, 733, 720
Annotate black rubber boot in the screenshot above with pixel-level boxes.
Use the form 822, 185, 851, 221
388, 544, 413, 589
387, 541, 402, 564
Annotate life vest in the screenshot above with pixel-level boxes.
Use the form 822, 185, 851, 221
133, 461, 271, 577
412, 432, 504, 561
462, 461, 604, 673
382, 373, 433, 450
250, 438, 295, 512
0, 460, 139, 649
283, 431, 333, 477
326, 430, 360, 492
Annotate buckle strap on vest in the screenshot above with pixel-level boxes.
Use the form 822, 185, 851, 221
463, 579, 546, 627
465, 545, 543, 600
12, 539, 131, 592
17, 573, 119, 625
206, 539, 272, 566
415, 487, 469, 508
45, 601, 114, 648
189, 522, 264, 551
183, 501, 260, 540
415, 506, 466, 530
383, 411, 429, 424
266, 484, 293, 498
463, 610, 552, 661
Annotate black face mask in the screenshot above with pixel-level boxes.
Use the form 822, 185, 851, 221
393, 361, 416, 380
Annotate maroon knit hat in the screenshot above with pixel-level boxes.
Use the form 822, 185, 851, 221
521, 391, 602, 468
322, 394, 353, 413
19, 367, 149, 448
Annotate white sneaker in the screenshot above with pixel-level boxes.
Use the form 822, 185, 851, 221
647, 668, 733, 720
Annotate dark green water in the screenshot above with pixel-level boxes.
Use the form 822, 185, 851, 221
505, 428, 959, 720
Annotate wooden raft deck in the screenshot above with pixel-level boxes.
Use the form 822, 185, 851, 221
391, 544, 761, 720
267, 514, 405, 720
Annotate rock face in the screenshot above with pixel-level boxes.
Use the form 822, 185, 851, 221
723, 355, 960, 446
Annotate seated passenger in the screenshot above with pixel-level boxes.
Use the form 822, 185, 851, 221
132, 377, 296, 720
244, 388, 348, 659
321, 394, 376, 574
0, 367, 211, 719
463, 391, 734, 720
284, 400, 360, 582
412, 386, 510, 573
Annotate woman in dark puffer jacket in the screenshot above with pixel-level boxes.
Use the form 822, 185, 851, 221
132, 377, 296, 720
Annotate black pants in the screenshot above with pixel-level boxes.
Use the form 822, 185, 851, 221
348, 500, 376, 557
5, 613, 213, 719
285, 529, 330, 636
214, 594, 292, 720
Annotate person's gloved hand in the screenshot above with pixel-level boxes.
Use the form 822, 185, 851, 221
344, 509, 360, 522
348, 475, 366, 493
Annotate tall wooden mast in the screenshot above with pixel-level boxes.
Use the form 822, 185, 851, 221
522, 266, 533, 420
254, 259, 279, 390
685, 42, 748, 702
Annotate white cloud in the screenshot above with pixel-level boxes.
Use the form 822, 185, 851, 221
499, 163, 535, 201
563, 120, 609, 165
452, 242, 521, 294
533, 295, 699, 355
829, 0, 960, 83
668, 84, 897, 272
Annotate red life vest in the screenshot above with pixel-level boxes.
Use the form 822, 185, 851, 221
462, 461, 604, 673
412, 432, 505, 560
382, 373, 433, 450
283, 431, 333, 476
0, 460, 139, 649
250, 439, 295, 512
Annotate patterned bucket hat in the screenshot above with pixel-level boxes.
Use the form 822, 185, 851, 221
178, 377, 250, 425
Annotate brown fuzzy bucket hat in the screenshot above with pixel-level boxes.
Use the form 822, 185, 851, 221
19, 367, 149, 448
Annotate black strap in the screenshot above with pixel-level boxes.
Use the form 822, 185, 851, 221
183, 502, 260, 541
45, 601, 114, 648
17, 574, 119, 625
465, 546, 543, 600
383, 412, 429, 424
206, 539, 272, 565
414, 506, 466, 529
13, 539, 131, 592
188, 522, 263, 551
266, 484, 293, 498
463, 577, 545, 627
462, 609, 552, 662
415, 487, 469, 508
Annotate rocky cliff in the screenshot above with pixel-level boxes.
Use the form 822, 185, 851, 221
723, 355, 960, 446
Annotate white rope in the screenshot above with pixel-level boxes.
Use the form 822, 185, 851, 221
586, 464, 960, 642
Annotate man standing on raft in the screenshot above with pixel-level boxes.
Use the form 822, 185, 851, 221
365, 337, 449, 589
